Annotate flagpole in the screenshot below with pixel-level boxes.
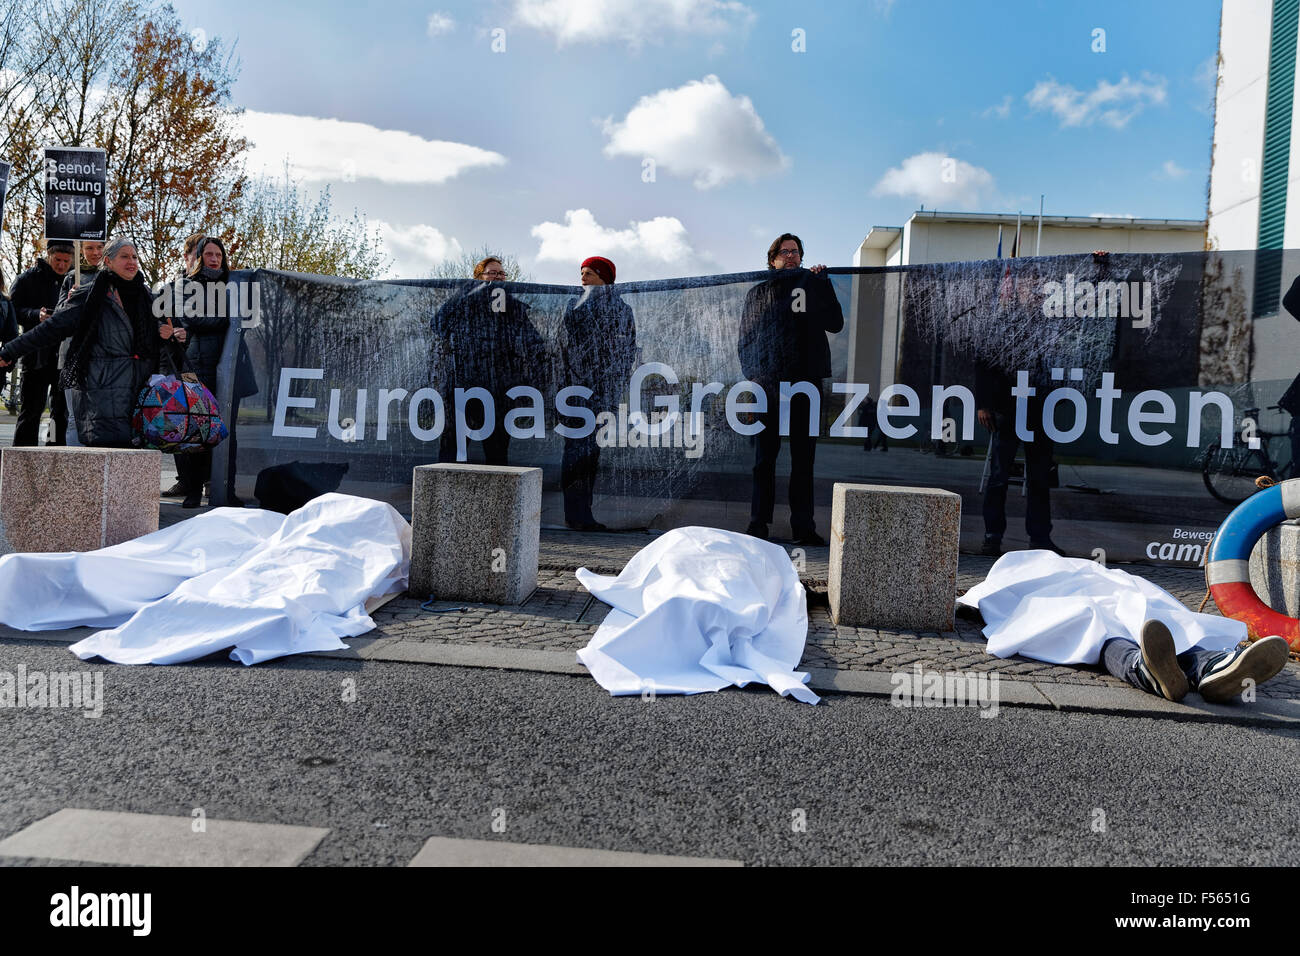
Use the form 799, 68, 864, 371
1036, 195, 1044, 255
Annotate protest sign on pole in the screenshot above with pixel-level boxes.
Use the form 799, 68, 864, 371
43, 146, 107, 241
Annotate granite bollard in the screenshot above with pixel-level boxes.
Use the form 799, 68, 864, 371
828, 483, 961, 630
0, 446, 161, 553
409, 463, 541, 605
1249, 519, 1300, 618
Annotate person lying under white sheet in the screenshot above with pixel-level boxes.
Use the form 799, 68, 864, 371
958, 550, 1290, 703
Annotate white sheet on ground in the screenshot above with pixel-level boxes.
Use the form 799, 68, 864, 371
0, 493, 410, 666
957, 550, 1245, 664
0, 508, 283, 631
575, 526, 818, 704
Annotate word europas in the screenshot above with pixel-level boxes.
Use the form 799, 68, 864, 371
271, 362, 1243, 461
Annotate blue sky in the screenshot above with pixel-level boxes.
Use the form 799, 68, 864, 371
168, 0, 1223, 281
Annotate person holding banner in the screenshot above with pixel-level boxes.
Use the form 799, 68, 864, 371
9, 240, 74, 446
0, 237, 186, 448
430, 255, 545, 465
738, 233, 844, 545
559, 256, 637, 531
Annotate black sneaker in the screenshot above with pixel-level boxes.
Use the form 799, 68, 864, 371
1030, 538, 1066, 556
1135, 619, 1189, 702
980, 536, 1003, 557
162, 481, 186, 497
1197, 635, 1291, 703
181, 491, 202, 509
793, 530, 826, 546
745, 521, 769, 541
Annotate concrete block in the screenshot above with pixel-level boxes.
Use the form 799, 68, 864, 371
0, 447, 160, 553
828, 483, 961, 630
409, 463, 541, 605
1250, 519, 1300, 618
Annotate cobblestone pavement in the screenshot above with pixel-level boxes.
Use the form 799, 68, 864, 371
378, 529, 1300, 701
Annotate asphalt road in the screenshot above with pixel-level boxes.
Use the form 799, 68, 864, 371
2, 639, 1299, 867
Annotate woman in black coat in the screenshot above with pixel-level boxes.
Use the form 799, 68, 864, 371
0, 238, 186, 448
173, 236, 236, 507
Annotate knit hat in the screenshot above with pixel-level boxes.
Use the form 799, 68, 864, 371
46, 240, 74, 255
581, 256, 615, 285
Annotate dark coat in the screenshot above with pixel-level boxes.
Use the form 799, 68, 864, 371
561, 286, 636, 408
11, 258, 69, 370
432, 281, 546, 400
738, 268, 844, 395
0, 271, 183, 447
177, 273, 230, 390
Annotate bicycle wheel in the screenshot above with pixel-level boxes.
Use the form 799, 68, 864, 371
1202, 444, 1274, 505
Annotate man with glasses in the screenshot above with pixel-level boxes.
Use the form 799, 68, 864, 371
430, 255, 544, 465
738, 233, 844, 545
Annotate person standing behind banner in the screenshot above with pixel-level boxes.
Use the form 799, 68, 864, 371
0, 237, 186, 448
173, 236, 245, 509
559, 256, 636, 531
1279, 274, 1300, 478
430, 255, 544, 465
738, 233, 844, 545
10, 239, 74, 446
55, 240, 106, 446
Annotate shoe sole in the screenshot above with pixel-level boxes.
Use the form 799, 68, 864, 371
1198, 636, 1292, 703
1140, 619, 1189, 702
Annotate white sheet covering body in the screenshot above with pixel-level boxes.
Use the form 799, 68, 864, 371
958, 550, 1246, 664
575, 526, 819, 704
0, 508, 283, 630
0, 494, 410, 665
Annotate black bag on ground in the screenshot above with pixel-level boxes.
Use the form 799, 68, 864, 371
253, 461, 349, 514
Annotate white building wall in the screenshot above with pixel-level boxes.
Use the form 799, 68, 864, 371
1208, 0, 1274, 250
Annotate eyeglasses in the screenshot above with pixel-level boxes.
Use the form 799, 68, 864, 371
776, 249, 802, 258
482, 270, 508, 278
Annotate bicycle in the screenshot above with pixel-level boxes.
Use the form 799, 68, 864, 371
1201, 405, 1296, 505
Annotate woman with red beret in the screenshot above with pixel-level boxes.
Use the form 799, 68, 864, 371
560, 256, 637, 530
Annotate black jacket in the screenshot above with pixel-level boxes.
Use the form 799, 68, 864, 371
175, 271, 230, 390
561, 286, 636, 408
431, 281, 546, 398
0, 271, 183, 447
738, 268, 844, 395
11, 258, 70, 370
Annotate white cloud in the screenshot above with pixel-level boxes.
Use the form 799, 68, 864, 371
1088, 212, 1137, 219
240, 111, 505, 185
982, 95, 1012, 120
872, 152, 996, 210
530, 208, 699, 279
426, 12, 456, 36
602, 75, 790, 189
1025, 73, 1167, 129
375, 221, 463, 279
1161, 159, 1189, 179
512, 0, 753, 47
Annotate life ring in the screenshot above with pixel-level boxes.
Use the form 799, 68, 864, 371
1205, 477, 1300, 651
